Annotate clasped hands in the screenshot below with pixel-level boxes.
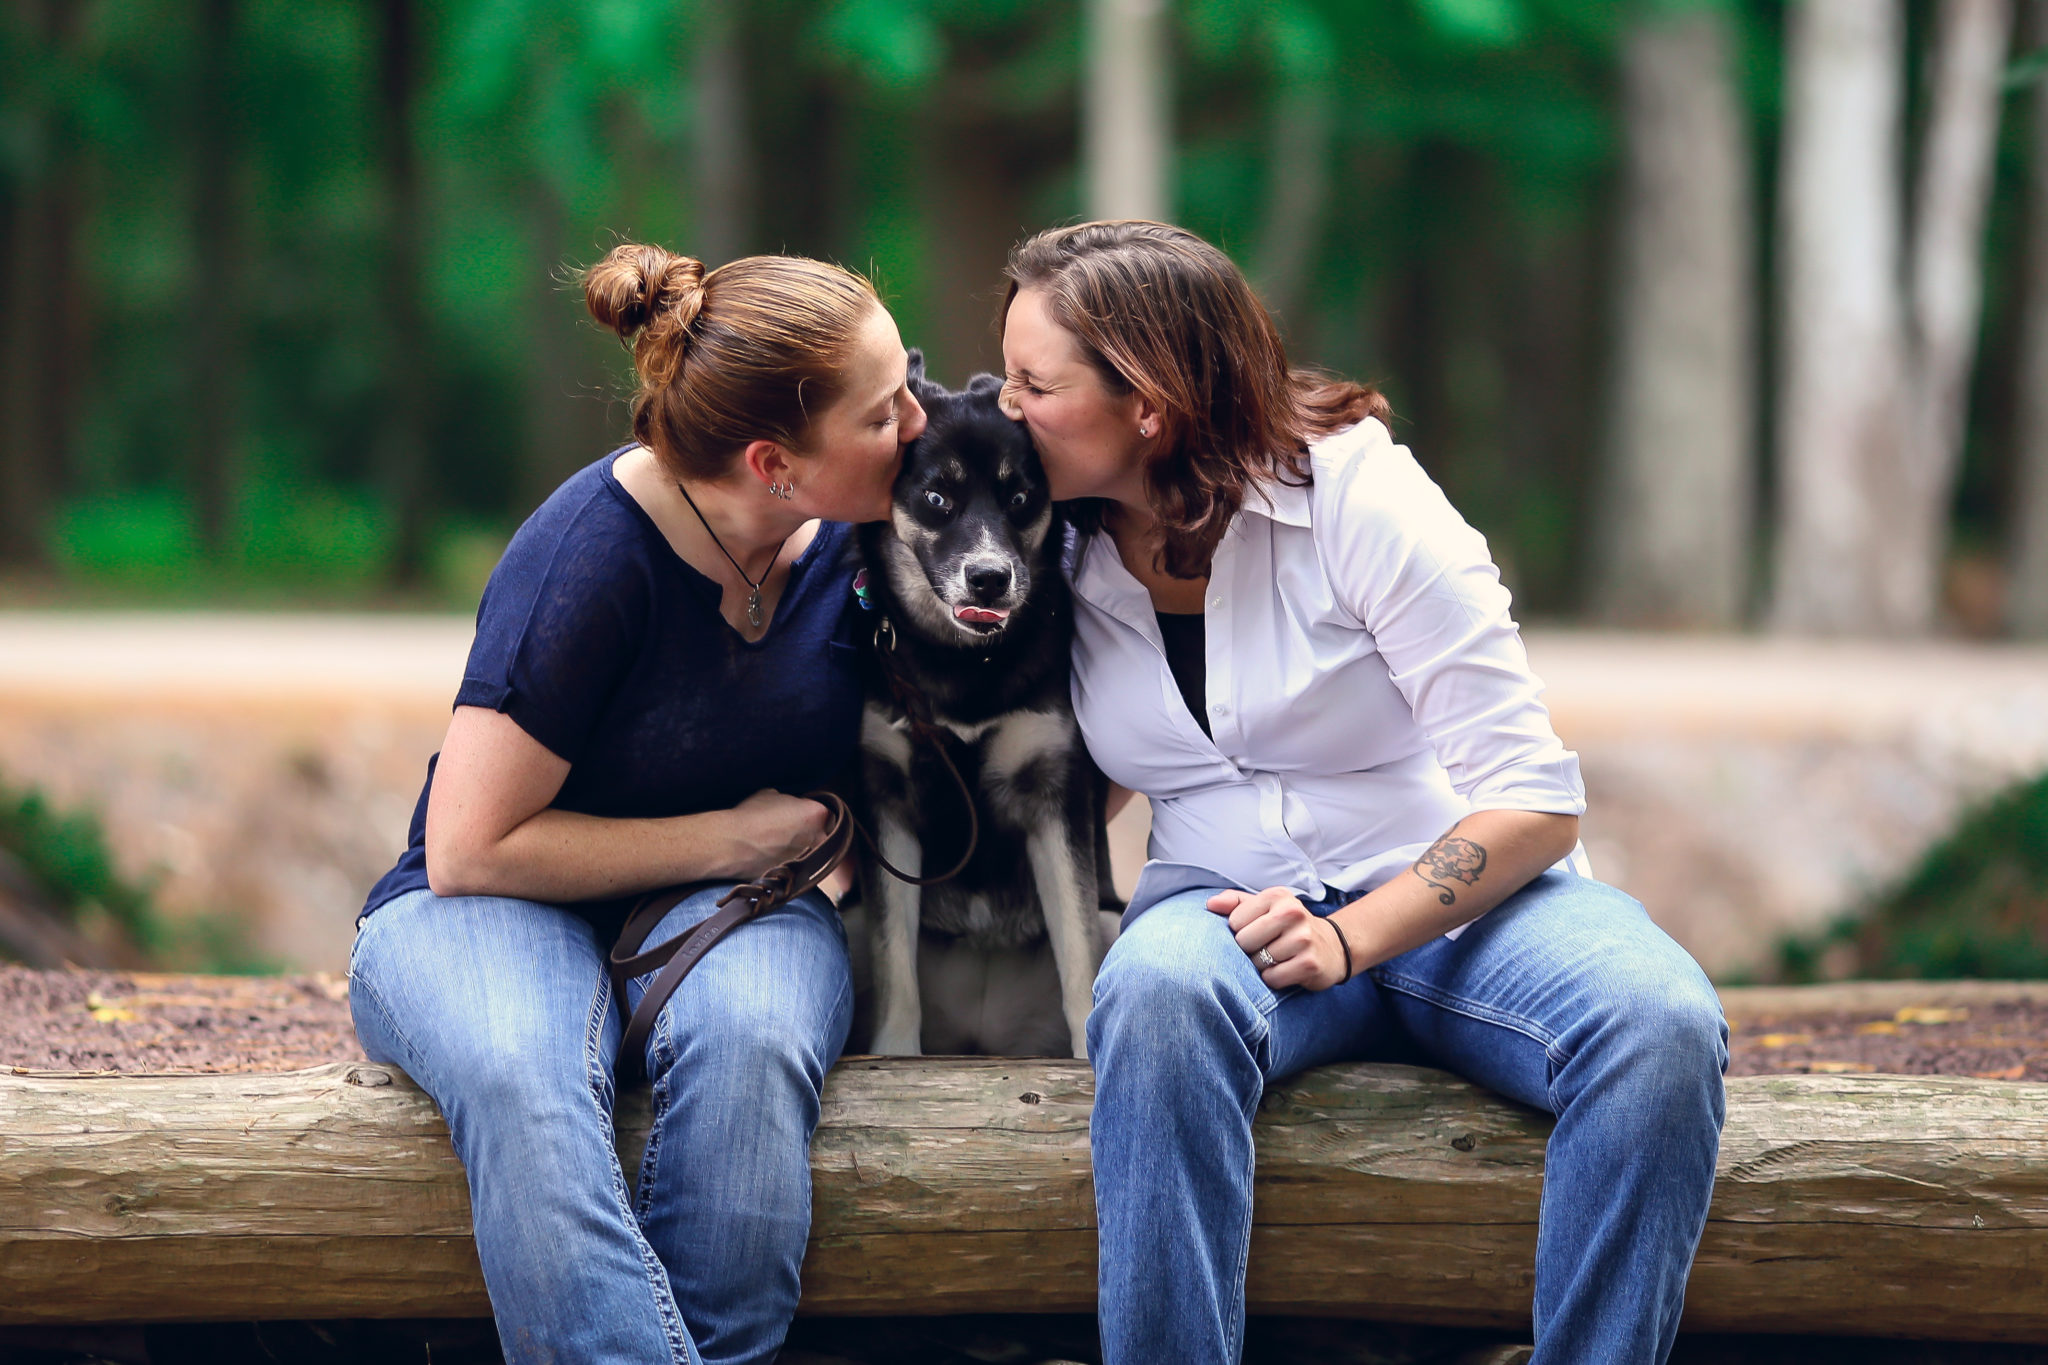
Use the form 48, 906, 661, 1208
1207, 887, 1354, 991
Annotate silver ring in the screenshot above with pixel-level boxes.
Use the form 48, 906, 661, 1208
1254, 948, 1277, 970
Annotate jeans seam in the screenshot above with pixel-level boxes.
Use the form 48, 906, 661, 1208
635, 994, 674, 1223
346, 968, 441, 1100
1370, 968, 1569, 1066
1225, 1097, 1257, 1362
584, 970, 696, 1365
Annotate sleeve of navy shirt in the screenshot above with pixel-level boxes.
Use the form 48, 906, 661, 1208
454, 489, 646, 766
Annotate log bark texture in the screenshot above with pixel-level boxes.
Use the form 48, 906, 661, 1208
5, 1060, 2048, 1339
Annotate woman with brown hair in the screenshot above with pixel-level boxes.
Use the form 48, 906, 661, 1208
350, 244, 925, 1365
997, 220, 1725, 1365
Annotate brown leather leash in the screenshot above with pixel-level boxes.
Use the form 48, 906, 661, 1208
607, 613, 980, 1083
608, 789, 854, 1083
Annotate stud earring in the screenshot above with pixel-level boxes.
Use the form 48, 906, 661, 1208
1139, 424, 1153, 438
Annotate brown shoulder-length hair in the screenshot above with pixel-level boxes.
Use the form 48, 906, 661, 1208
583, 242, 879, 482
1003, 220, 1390, 578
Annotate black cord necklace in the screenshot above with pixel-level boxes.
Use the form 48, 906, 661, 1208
676, 481, 793, 630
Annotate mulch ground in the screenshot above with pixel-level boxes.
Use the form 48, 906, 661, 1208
1721, 996, 2048, 1081
0, 965, 363, 1073
5, 965, 2047, 1080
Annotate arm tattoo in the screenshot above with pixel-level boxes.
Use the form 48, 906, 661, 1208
1411, 836, 1488, 906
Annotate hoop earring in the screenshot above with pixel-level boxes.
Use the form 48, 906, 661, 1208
769, 480, 795, 501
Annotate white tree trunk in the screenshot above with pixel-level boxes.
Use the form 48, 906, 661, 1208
2012, 0, 2048, 636
1084, 0, 1170, 222
1904, 0, 2014, 627
1595, 5, 1755, 627
1771, 0, 1912, 634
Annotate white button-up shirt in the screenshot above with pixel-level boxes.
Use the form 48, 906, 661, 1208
1068, 416, 1590, 931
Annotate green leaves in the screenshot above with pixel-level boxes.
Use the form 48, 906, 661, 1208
1414, 0, 1526, 47
817, 0, 946, 89
2006, 44, 2048, 92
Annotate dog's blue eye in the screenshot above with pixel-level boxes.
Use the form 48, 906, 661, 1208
924, 490, 950, 511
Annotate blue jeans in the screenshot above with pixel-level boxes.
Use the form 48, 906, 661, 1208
348, 885, 853, 1365
1088, 871, 1727, 1365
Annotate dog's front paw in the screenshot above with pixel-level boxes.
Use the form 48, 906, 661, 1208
870, 1024, 924, 1057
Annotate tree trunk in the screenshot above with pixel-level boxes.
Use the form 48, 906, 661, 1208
0, 0, 84, 570
920, 116, 1027, 382
1252, 7, 1335, 336
1594, 4, 1754, 627
690, 0, 752, 267
40, 0, 84, 533
2011, 0, 2048, 636
520, 187, 611, 511
1770, 0, 1911, 634
1084, 0, 1170, 222
5, 1059, 2048, 1340
376, 0, 431, 584
1903, 0, 2014, 630
0, 125, 52, 568
190, 0, 240, 557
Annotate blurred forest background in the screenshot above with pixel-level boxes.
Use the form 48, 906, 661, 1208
1, 0, 2043, 632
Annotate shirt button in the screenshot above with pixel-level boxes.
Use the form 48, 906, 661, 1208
1211, 596, 1224, 607
1212, 703, 1229, 716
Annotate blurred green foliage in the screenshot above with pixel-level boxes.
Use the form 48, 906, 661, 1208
0, 771, 274, 973
0, 0, 2032, 613
1777, 771, 2048, 982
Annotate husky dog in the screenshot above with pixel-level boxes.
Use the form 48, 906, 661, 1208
847, 353, 1110, 1058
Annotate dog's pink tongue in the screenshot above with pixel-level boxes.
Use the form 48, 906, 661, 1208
956, 606, 1010, 624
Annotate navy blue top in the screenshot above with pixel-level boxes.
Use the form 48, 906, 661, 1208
361, 448, 863, 925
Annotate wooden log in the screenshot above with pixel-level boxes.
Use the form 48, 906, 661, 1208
4, 1059, 2047, 1341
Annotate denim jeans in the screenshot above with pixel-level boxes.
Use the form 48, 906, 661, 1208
348, 885, 853, 1365
1088, 871, 1727, 1365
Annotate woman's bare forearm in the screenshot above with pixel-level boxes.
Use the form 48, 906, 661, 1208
424, 706, 830, 904
1328, 809, 1579, 974
428, 805, 754, 903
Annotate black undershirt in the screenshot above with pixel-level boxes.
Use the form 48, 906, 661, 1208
1154, 609, 1211, 739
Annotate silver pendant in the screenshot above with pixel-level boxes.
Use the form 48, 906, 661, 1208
747, 587, 764, 629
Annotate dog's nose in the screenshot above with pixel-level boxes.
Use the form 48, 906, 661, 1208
965, 564, 1012, 604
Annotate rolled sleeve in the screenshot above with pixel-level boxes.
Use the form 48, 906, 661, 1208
1315, 433, 1585, 817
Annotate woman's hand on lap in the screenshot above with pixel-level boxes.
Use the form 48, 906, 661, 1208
1207, 888, 1352, 991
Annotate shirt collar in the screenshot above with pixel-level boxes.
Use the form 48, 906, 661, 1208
1071, 471, 1313, 608
1242, 473, 1312, 529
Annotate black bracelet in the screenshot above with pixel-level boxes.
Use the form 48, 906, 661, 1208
1326, 916, 1355, 985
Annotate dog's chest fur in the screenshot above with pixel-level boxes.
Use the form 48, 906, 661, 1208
857, 686, 1083, 948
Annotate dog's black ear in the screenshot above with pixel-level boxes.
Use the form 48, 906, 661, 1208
904, 349, 948, 408
964, 372, 1004, 400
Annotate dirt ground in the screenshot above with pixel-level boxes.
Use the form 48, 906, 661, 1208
5, 966, 2046, 1081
